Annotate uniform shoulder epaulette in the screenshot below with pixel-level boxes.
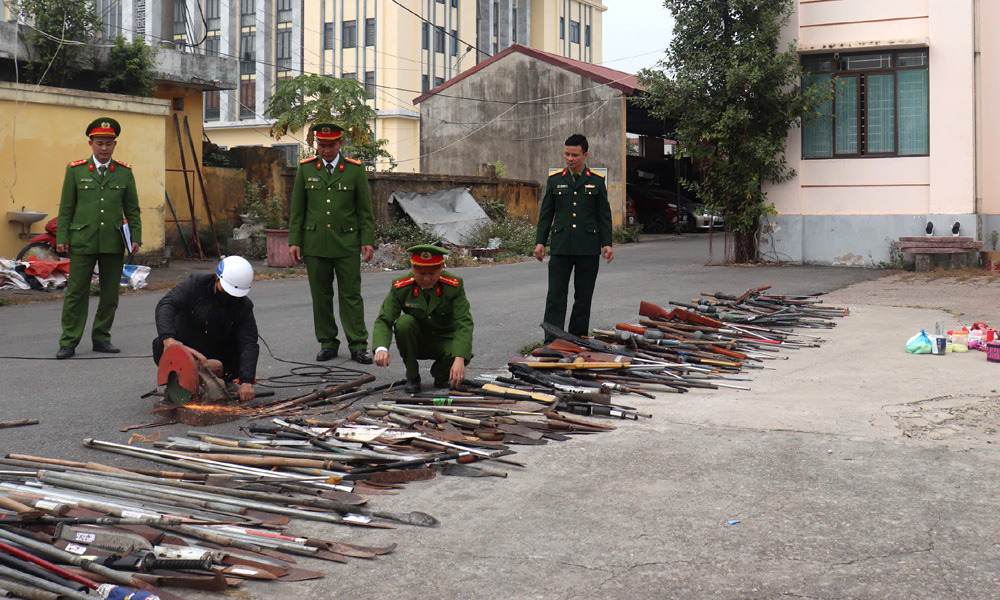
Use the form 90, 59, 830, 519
548, 169, 563, 177
439, 275, 460, 287
588, 170, 605, 178
300, 156, 318, 164
113, 159, 132, 169
68, 159, 87, 167
393, 276, 415, 289
344, 157, 363, 166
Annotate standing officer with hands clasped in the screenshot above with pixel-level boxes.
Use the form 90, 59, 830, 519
55, 117, 142, 360
534, 133, 613, 342
289, 123, 376, 364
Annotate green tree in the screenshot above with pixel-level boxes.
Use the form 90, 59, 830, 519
14, 0, 101, 87
99, 36, 159, 97
637, 0, 830, 262
265, 74, 396, 170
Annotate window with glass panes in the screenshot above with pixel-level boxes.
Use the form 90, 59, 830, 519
276, 29, 292, 72
435, 26, 445, 53
365, 18, 375, 46
324, 23, 333, 50
204, 91, 220, 120
569, 20, 580, 44
365, 71, 375, 97
240, 0, 255, 27
205, 0, 220, 30
802, 49, 929, 159
239, 80, 255, 119
342, 21, 357, 48
277, 0, 292, 23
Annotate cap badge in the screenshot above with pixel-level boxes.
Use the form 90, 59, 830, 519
420, 252, 432, 260
321, 127, 331, 134
101, 122, 110, 129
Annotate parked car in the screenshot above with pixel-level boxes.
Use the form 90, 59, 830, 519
677, 198, 725, 232
626, 184, 685, 234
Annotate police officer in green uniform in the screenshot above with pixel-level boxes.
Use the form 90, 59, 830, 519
372, 245, 474, 393
534, 133, 613, 342
55, 117, 142, 359
289, 123, 375, 364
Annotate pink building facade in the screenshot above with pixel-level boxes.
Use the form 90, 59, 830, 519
763, 0, 998, 266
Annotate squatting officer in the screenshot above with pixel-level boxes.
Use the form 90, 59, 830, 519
55, 117, 142, 359
534, 133, 613, 342
372, 245, 474, 393
289, 123, 375, 364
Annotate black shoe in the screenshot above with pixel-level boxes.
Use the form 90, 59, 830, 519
350, 349, 373, 365
404, 377, 421, 393
433, 378, 450, 389
316, 348, 338, 362
92, 341, 120, 354
56, 346, 75, 360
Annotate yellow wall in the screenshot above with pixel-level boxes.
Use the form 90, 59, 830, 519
0, 83, 170, 259
158, 84, 216, 234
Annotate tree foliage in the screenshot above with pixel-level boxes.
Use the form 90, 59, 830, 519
637, 0, 830, 262
100, 36, 159, 97
15, 0, 101, 87
265, 74, 396, 170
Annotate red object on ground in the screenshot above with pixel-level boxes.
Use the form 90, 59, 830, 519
23, 256, 70, 278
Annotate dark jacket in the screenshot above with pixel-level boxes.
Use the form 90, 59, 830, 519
154, 273, 259, 382
535, 166, 613, 255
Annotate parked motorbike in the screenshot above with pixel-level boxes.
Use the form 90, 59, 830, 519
16, 217, 66, 262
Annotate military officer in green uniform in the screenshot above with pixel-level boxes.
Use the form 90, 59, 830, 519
372, 245, 474, 393
289, 123, 375, 364
55, 117, 142, 359
534, 133, 613, 342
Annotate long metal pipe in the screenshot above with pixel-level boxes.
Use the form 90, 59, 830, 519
0, 528, 151, 591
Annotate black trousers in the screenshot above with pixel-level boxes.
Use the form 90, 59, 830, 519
152, 336, 240, 382
543, 254, 600, 341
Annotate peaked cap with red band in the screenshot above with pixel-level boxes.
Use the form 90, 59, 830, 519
311, 122, 345, 141
86, 117, 121, 138
407, 244, 449, 267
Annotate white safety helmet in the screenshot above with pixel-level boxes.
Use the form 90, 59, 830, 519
216, 256, 253, 297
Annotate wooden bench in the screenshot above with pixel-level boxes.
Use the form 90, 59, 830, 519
893, 236, 983, 272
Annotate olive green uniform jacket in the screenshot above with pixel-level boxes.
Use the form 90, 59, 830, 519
288, 156, 375, 257
534, 167, 612, 255
56, 157, 142, 253
372, 271, 474, 361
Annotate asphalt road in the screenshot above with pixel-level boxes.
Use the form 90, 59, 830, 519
18, 235, 985, 600
0, 234, 876, 463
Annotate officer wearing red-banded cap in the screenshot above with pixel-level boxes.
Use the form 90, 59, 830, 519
54, 117, 142, 360
372, 245, 474, 393
288, 122, 376, 364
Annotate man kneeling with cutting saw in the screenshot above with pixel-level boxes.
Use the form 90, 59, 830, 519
152, 256, 260, 402
372, 245, 474, 393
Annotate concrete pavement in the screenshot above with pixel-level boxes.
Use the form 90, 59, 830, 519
3, 235, 997, 598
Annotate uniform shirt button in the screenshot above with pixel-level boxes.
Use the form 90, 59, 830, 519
326, 211, 331, 215
327, 199, 331, 203
327, 224, 331, 228
573, 202, 577, 206
100, 222, 104, 225
572, 213, 576, 217
572, 224, 577, 228
574, 192, 578, 195
100, 198, 104, 201
100, 209, 104, 213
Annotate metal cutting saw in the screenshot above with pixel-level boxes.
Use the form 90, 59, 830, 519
156, 344, 229, 405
